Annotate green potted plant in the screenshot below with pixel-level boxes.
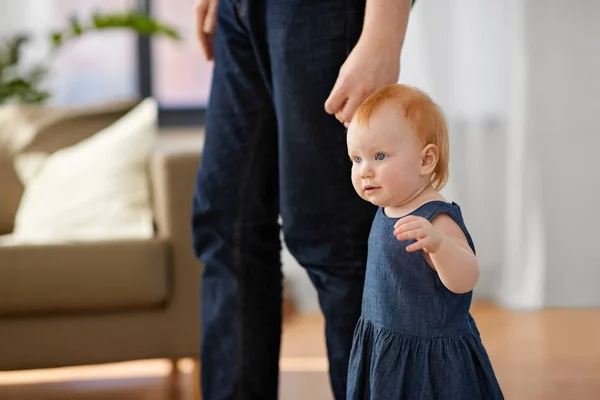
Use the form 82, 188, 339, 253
0, 11, 181, 105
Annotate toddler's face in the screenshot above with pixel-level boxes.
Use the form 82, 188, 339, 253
347, 103, 425, 207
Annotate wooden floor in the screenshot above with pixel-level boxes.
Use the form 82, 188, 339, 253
1, 302, 599, 399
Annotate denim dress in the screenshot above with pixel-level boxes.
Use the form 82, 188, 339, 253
346, 201, 504, 399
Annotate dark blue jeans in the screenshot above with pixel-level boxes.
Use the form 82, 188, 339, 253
192, 0, 375, 399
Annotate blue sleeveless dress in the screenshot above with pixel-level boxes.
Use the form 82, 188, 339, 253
346, 201, 504, 399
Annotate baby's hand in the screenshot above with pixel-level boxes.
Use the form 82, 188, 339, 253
394, 216, 443, 253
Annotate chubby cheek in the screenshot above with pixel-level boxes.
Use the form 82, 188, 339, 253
376, 169, 402, 197
380, 166, 417, 198
374, 168, 393, 190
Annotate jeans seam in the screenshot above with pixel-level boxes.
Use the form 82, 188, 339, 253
235, 0, 246, 19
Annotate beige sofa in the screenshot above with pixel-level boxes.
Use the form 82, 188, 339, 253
0, 103, 203, 372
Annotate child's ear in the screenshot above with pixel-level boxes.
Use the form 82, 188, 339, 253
420, 144, 438, 176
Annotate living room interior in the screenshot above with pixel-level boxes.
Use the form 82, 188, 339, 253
1, 0, 599, 399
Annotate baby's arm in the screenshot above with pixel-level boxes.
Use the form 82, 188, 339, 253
427, 214, 479, 294
394, 214, 479, 294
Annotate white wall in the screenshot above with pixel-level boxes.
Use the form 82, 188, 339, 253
526, 1, 600, 307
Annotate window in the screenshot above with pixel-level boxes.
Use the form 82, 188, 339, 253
137, 0, 211, 126
49, 0, 209, 126
151, 0, 213, 108
52, 0, 138, 107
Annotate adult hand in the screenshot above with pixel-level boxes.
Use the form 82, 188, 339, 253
325, 0, 411, 127
324, 37, 401, 128
194, 0, 220, 60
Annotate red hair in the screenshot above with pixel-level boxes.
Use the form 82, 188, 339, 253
354, 84, 449, 191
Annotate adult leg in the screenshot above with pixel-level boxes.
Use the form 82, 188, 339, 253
264, 0, 376, 398
192, 1, 282, 399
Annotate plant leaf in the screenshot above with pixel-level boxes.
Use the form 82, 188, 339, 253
69, 16, 83, 36
51, 32, 63, 48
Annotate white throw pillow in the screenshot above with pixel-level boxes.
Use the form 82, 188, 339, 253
8, 98, 157, 244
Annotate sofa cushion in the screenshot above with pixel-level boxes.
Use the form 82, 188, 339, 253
0, 239, 169, 316
0, 100, 140, 236
9, 98, 157, 244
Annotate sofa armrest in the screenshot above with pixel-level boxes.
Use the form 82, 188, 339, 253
149, 148, 203, 313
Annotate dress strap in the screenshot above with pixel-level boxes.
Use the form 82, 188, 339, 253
414, 201, 476, 254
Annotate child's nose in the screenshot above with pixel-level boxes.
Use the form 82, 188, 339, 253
360, 163, 374, 178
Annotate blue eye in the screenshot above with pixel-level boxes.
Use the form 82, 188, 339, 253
353, 156, 362, 163
376, 153, 386, 160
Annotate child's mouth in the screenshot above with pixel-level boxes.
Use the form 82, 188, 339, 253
363, 186, 381, 195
